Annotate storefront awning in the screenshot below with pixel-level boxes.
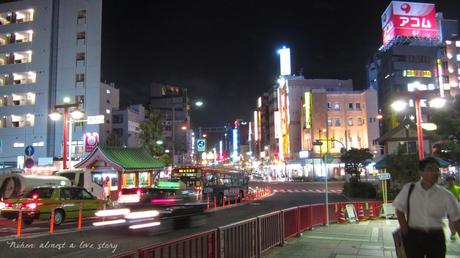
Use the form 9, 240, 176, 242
374, 155, 450, 170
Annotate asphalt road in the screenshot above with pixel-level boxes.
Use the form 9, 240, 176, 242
0, 190, 347, 258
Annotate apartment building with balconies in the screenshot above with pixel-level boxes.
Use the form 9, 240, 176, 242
0, 0, 105, 167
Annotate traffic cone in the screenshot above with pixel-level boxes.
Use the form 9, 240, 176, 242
357, 204, 366, 221
338, 208, 347, 224
368, 203, 376, 220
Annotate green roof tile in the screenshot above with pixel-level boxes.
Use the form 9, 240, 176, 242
98, 146, 165, 170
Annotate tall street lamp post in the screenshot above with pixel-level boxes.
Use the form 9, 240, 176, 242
391, 90, 445, 160
49, 97, 84, 170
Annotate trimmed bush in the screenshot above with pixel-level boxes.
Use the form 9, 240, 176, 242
343, 181, 377, 199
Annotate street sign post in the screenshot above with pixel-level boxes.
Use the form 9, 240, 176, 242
379, 172, 391, 204
25, 145, 35, 156
197, 139, 206, 152
323, 154, 333, 164
24, 158, 34, 169
378, 173, 391, 180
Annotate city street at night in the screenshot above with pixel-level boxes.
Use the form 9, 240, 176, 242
1, 0, 460, 257
0, 187, 347, 257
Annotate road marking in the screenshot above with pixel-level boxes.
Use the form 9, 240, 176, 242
270, 189, 342, 193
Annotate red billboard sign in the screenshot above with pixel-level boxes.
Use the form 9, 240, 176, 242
381, 1, 438, 46
85, 132, 99, 152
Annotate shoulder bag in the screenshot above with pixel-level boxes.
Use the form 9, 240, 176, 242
393, 183, 415, 258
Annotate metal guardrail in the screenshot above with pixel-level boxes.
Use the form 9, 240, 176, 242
258, 211, 283, 253
219, 217, 259, 258
137, 229, 217, 258
110, 201, 382, 258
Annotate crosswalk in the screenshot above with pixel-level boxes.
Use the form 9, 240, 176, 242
273, 189, 341, 193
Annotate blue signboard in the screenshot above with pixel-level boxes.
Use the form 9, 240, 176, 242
197, 139, 206, 152
25, 145, 35, 156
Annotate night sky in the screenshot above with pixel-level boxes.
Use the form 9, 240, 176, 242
101, 0, 460, 128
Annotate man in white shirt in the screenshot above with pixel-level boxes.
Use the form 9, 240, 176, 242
393, 157, 460, 257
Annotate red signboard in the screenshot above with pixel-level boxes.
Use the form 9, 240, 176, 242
381, 1, 438, 46
85, 132, 99, 152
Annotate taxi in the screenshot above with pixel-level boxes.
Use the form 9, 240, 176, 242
0, 186, 105, 225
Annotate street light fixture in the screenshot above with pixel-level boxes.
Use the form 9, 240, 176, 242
49, 111, 62, 121
390, 100, 407, 112
194, 100, 204, 107
428, 97, 446, 109
421, 123, 438, 131
391, 90, 445, 160
70, 109, 85, 120
48, 98, 83, 169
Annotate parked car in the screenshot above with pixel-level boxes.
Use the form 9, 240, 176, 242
0, 186, 105, 225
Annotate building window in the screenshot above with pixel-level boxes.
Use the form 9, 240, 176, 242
77, 10, 86, 25
335, 118, 341, 126
77, 31, 85, 40
348, 118, 353, 126
76, 31, 86, 45
113, 115, 123, 124
327, 118, 332, 127
13, 142, 25, 148
74, 95, 85, 122
32, 141, 45, 147
327, 102, 332, 111
113, 128, 123, 137
76, 73, 85, 82
75, 95, 84, 105
76, 52, 85, 61
357, 118, 363, 126
348, 103, 353, 110
334, 103, 340, 111
78, 10, 87, 19
355, 103, 361, 110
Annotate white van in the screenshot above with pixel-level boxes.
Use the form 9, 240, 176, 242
54, 168, 118, 201
54, 169, 105, 200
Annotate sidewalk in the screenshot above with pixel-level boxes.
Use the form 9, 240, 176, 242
262, 219, 460, 258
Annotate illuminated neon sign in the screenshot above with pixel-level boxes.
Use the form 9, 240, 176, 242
278, 47, 291, 76
381, 1, 438, 46
304, 91, 312, 129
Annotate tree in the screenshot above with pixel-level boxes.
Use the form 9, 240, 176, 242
385, 153, 419, 190
340, 148, 373, 181
434, 141, 460, 177
139, 109, 165, 158
430, 95, 460, 142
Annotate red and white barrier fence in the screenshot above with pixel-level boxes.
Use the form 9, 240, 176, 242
111, 200, 382, 258
138, 229, 217, 258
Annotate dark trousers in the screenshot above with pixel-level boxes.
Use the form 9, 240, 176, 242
403, 227, 446, 258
